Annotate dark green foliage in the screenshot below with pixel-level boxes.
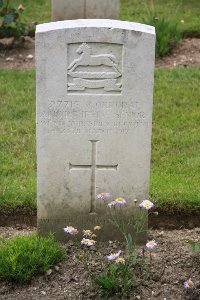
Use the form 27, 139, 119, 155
143, 7, 181, 57
0, 233, 65, 283
0, 0, 35, 46
95, 263, 133, 298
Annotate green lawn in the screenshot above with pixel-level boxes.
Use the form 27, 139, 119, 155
121, 0, 200, 35
10, 0, 200, 34
0, 68, 200, 213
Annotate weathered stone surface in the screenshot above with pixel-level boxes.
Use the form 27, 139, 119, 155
51, 0, 119, 21
36, 19, 155, 241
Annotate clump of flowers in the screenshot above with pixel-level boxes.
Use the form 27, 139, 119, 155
184, 278, 195, 289
81, 238, 96, 246
63, 226, 78, 235
107, 250, 121, 261
139, 200, 154, 210
107, 250, 125, 265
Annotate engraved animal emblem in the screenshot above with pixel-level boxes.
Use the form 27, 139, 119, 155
67, 43, 122, 92
68, 43, 121, 76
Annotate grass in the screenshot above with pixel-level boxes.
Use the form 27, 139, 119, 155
9, 0, 200, 35
0, 70, 36, 209
151, 67, 200, 211
0, 232, 65, 283
121, 0, 200, 35
0, 67, 200, 213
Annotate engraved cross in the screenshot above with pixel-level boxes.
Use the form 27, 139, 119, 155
69, 140, 118, 213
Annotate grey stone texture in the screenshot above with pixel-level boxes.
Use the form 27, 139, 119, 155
52, 0, 119, 21
36, 19, 155, 241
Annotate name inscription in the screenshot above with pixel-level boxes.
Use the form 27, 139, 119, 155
39, 100, 146, 134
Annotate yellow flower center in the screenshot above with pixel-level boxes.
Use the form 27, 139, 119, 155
188, 280, 193, 287
145, 203, 150, 207
117, 197, 123, 201
116, 257, 125, 263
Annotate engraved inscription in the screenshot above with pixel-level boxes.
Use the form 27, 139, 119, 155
67, 43, 122, 94
69, 140, 118, 213
38, 100, 147, 134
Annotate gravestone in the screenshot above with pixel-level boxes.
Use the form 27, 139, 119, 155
52, 0, 119, 21
36, 19, 155, 241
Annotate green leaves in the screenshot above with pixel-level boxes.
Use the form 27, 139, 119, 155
187, 239, 200, 252
0, 1, 35, 41
143, 7, 181, 57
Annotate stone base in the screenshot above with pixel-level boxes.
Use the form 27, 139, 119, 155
37, 211, 147, 243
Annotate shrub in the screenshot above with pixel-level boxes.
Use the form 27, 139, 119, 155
0, 0, 35, 46
0, 232, 65, 283
143, 6, 181, 57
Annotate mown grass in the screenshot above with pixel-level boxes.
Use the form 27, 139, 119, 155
10, 0, 200, 34
121, 0, 200, 35
151, 67, 200, 211
0, 68, 199, 212
0, 70, 36, 209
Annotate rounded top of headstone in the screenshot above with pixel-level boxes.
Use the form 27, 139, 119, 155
36, 19, 155, 35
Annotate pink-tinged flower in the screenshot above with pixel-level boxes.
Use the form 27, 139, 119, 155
83, 229, 92, 237
114, 197, 126, 205
64, 226, 78, 235
184, 278, 195, 289
81, 238, 96, 246
107, 250, 121, 261
139, 200, 154, 210
94, 225, 101, 230
115, 257, 125, 265
146, 239, 158, 250
97, 192, 111, 200
108, 201, 116, 208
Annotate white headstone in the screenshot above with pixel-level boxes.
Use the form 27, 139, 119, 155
36, 19, 155, 241
52, 0, 119, 21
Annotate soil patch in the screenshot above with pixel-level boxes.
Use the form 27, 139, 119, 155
156, 38, 200, 68
0, 38, 200, 69
1, 210, 200, 230
0, 226, 199, 299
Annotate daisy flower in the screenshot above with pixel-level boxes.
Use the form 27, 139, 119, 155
114, 197, 126, 205
146, 239, 158, 250
139, 200, 154, 210
83, 229, 93, 237
97, 192, 111, 200
64, 226, 78, 235
115, 257, 125, 265
184, 278, 195, 289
